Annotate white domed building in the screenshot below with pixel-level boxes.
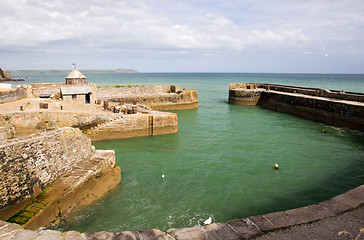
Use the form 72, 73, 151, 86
61, 67, 95, 103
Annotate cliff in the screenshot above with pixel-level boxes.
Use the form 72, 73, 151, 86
0, 68, 24, 82
0, 68, 12, 80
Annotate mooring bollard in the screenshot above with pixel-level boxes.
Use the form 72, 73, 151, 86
20, 106, 23, 111
103, 101, 109, 110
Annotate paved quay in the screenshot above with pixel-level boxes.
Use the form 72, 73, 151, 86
0, 97, 105, 114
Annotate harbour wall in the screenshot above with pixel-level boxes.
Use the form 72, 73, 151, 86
0, 127, 120, 225
86, 112, 178, 141
97, 85, 175, 96
29, 83, 199, 110
0, 111, 178, 140
229, 83, 364, 131
97, 86, 198, 110
0, 88, 26, 103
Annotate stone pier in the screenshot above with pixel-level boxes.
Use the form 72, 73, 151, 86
229, 83, 364, 131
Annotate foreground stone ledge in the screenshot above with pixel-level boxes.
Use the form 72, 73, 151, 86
2, 183, 363, 239
0, 127, 121, 231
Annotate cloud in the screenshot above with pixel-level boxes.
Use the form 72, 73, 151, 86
1, 0, 364, 72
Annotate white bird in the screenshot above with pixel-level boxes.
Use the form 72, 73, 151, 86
161, 174, 165, 179
203, 217, 212, 225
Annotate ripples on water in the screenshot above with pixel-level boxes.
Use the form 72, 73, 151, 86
40, 73, 364, 232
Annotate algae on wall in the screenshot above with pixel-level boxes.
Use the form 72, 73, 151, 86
0, 127, 93, 220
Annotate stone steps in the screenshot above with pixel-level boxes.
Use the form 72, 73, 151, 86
5, 150, 119, 230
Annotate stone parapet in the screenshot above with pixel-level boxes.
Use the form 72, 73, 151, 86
0, 88, 26, 103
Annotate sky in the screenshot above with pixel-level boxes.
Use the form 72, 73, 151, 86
1, 0, 364, 73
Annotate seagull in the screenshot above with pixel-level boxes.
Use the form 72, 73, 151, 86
161, 174, 165, 179
203, 217, 212, 225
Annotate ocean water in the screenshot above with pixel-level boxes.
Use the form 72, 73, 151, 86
26, 73, 364, 232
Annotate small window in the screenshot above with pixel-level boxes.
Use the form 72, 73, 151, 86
72, 94, 77, 99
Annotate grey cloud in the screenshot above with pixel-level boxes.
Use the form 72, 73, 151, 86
1, 0, 363, 72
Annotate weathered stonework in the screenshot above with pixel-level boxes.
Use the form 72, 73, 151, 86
85, 111, 178, 141
229, 83, 364, 131
0, 88, 26, 103
97, 86, 198, 110
0, 127, 94, 220
1, 112, 119, 138
30, 83, 199, 110
0, 109, 178, 141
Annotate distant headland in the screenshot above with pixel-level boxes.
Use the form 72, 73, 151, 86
7, 68, 139, 75
0, 68, 24, 82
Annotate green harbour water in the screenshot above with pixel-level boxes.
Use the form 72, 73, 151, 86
24, 73, 364, 232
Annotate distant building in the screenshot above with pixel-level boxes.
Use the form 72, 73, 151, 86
61, 68, 94, 103
65, 68, 87, 85
60, 85, 93, 103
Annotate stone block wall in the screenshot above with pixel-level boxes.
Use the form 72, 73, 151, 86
97, 85, 176, 99
0, 127, 94, 219
229, 83, 364, 131
31, 83, 65, 97
152, 112, 179, 135
1, 111, 178, 141
85, 112, 178, 141
0, 88, 26, 103
0, 112, 118, 138
100, 89, 198, 110
258, 91, 364, 131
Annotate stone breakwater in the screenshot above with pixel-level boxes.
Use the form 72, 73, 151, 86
0, 184, 363, 239
86, 111, 178, 141
97, 85, 198, 110
229, 83, 364, 131
0, 127, 120, 229
0, 110, 178, 141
